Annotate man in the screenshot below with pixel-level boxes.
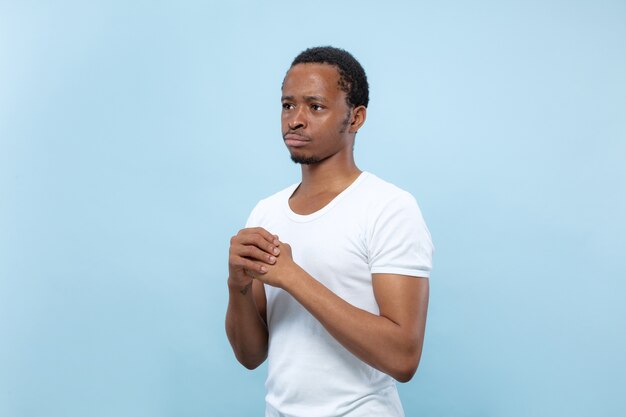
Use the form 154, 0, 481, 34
226, 46, 433, 417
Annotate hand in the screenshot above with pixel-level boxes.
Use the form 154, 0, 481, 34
257, 241, 301, 289
228, 227, 280, 290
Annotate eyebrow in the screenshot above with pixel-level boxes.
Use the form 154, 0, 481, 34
281, 95, 328, 103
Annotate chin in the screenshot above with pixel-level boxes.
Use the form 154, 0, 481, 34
290, 154, 321, 165
289, 150, 321, 165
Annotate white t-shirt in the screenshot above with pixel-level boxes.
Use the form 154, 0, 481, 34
245, 172, 433, 417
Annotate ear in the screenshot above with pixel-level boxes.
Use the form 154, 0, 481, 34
349, 105, 367, 133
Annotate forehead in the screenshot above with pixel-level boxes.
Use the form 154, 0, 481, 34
282, 63, 343, 98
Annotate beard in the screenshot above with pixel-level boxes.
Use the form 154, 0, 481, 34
290, 154, 322, 165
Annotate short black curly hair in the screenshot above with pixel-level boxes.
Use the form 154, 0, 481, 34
290, 46, 369, 108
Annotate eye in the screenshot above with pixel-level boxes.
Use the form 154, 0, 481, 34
311, 104, 324, 111
282, 103, 294, 110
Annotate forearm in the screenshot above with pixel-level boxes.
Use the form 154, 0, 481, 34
283, 268, 423, 382
225, 282, 268, 369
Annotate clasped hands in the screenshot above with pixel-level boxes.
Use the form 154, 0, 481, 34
228, 227, 298, 290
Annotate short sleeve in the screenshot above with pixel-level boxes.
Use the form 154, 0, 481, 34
368, 192, 433, 278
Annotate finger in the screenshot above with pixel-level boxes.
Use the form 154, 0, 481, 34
231, 256, 268, 274
238, 233, 280, 256
239, 245, 277, 265
242, 227, 280, 246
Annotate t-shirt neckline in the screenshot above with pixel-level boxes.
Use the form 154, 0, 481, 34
283, 171, 369, 223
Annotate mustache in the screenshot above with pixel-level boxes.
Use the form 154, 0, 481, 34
283, 131, 311, 141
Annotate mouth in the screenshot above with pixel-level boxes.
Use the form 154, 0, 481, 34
283, 133, 310, 148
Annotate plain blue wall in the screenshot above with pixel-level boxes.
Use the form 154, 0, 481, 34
1, 1, 625, 416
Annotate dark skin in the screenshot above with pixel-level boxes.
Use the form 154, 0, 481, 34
225, 63, 429, 382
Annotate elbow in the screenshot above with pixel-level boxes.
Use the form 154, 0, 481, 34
391, 363, 417, 383
236, 351, 267, 370
393, 364, 417, 383
389, 347, 422, 383
241, 360, 263, 370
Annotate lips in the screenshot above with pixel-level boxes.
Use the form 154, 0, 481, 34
283, 133, 310, 148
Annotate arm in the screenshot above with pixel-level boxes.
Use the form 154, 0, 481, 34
225, 227, 279, 369
260, 242, 429, 382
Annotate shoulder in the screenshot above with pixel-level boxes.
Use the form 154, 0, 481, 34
358, 172, 421, 214
362, 173, 433, 277
359, 172, 430, 244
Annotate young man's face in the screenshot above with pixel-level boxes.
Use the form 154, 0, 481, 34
281, 63, 355, 165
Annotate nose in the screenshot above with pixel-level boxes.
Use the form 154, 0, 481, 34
287, 106, 306, 130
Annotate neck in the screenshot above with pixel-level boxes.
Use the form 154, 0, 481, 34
298, 153, 361, 196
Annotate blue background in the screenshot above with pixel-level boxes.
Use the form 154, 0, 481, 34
1, 1, 625, 416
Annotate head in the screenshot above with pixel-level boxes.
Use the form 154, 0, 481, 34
281, 47, 368, 165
